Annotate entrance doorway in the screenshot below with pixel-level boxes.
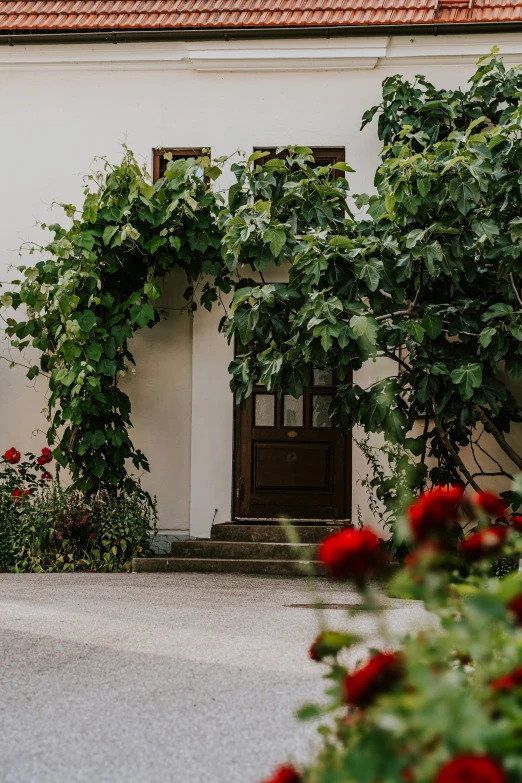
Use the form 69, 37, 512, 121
234, 368, 351, 520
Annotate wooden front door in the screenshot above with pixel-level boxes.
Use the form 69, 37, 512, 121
234, 368, 351, 520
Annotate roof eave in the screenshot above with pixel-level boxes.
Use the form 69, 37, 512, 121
1, 21, 522, 45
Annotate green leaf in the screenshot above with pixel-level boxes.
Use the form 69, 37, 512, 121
354, 257, 382, 292
26, 365, 39, 381
450, 364, 483, 400
86, 342, 103, 362
449, 178, 480, 215
471, 218, 499, 242
98, 358, 117, 377
61, 340, 82, 362
78, 310, 96, 332
144, 282, 162, 301
102, 225, 119, 246
406, 321, 425, 344
313, 322, 341, 352
349, 315, 378, 348
479, 327, 497, 348
385, 191, 395, 216
421, 314, 443, 339
405, 229, 425, 249
263, 228, 286, 258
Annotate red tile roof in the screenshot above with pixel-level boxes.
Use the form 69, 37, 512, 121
0, 1, 521, 32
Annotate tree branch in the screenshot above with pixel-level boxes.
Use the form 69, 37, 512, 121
510, 272, 522, 308
375, 310, 410, 322
472, 404, 522, 471
431, 405, 481, 491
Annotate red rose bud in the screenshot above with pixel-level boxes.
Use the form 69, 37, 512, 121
4, 447, 21, 465
41, 471, 52, 480
508, 594, 522, 626
473, 491, 507, 519
490, 666, 522, 693
407, 485, 463, 542
309, 631, 356, 662
261, 765, 302, 783
343, 652, 404, 709
319, 527, 388, 582
434, 755, 505, 783
511, 515, 522, 532
459, 526, 508, 562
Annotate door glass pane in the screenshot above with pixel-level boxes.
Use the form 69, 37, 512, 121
312, 395, 333, 428
255, 394, 275, 427
284, 395, 304, 427
313, 369, 333, 387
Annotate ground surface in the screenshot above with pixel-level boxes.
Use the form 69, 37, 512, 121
0, 573, 432, 783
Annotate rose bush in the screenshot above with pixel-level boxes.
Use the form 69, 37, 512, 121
0, 444, 156, 571
260, 485, 522, 783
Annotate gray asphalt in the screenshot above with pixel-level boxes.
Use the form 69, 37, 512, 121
0, 573, 431, 783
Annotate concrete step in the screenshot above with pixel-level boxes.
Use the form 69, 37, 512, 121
169, 541, 316, 560
210, 523, 347, 543
132, 558, 327, 576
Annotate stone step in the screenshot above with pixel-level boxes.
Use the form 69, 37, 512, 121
132, 557, 326, 576
210, 523, 346, 544
169, 541, 316, 560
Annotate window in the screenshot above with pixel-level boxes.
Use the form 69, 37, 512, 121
253, 146, 345, 176
152, 147, 207, 183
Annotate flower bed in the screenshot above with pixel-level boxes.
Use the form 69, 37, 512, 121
0, 445, 156, 572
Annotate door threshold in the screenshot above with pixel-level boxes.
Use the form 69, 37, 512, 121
231, 518, 350, 525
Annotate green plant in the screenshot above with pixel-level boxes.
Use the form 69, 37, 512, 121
260, 486, 522, 783
0, 482, 156, 572
1, 149, 229, 493
222, 54, 522, 503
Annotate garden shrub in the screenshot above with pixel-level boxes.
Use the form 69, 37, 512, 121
0, 445, 156, 572
260, 487, 522, 783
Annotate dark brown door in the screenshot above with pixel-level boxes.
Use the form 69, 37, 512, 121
234, 368, 351, 520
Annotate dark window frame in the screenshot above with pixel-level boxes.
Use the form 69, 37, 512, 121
152, 147, 207, 183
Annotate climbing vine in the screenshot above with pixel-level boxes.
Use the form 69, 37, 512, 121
1, 149, 229, 492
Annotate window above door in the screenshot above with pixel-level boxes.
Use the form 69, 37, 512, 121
152, 147, 207, 182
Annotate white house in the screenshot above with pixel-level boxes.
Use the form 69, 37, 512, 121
1, 0, 522, 550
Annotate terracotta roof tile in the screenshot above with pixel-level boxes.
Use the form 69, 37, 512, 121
1, 0, 522, 31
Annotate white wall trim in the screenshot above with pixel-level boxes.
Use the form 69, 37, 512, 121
0, 33, 522, 73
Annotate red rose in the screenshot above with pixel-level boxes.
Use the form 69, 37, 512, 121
408, 485, 463, 542
473, 491, 507, 520
508, 594, 522, 626
490, 666, 522, 693
459, 526, 508, 562
4, 447, 21, 465
511, 515, 522, 532
41, 471, 52, 480
343, 652, 404, 709
319, 528, 388, 582
11, 489, 22, 497
41, 447, 52, 456
434, 755, 505, 783
261, 765, 301, 783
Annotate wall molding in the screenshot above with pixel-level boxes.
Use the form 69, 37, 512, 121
0, 34, 522, 72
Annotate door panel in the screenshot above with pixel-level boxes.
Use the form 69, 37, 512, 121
234, 368, 351, 520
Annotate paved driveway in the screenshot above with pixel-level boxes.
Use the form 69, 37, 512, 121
0, 573, 431, 783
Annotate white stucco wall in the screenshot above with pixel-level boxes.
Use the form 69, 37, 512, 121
1, 32, 522, 536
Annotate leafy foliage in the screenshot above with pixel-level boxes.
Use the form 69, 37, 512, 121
263, 485, 522, 783
0, 481, 157, 572
2, 149, 228, 492
222, 55, 522, 501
